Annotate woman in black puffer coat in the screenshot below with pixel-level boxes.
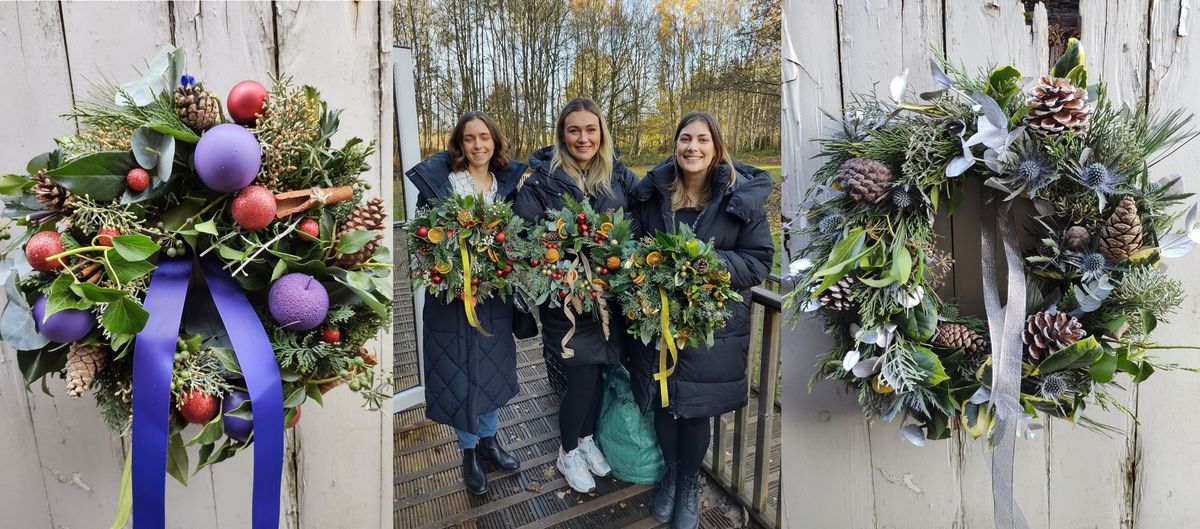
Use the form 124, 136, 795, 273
404, 112, 528, 496
627, 112, 774, 529
513, 96, 638, 494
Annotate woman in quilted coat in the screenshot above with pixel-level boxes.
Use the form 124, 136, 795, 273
513, 96, 639, 493
627, 112, 774, 529
404, 111, 527, 495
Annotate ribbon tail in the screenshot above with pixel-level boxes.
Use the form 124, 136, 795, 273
461, 245, 491, 336
201, 258, 284, 529
561, 303, 576, 359
980, 197, 1031, 529
654, 288, 679, 408
132, 256, 193, 529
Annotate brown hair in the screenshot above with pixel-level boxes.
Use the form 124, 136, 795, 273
448, 111, 511, 172
550, 97, 616, 197
669, 111, 736, 212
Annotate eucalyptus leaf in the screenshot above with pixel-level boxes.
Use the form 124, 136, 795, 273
118, 45, 185, 107
929, 58, 953, 89
1, 302, 50, 350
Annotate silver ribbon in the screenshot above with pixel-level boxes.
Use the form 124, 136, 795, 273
979, 194, 1030, 529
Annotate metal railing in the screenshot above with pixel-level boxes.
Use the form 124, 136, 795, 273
704, 280, 782, 529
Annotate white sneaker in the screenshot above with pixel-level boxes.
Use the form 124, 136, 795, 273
557, 446, 597, 493
576, 435, 612, 477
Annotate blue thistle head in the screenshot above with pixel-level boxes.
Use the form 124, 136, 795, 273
817, 211, 845, 235
1067, 251, 1109, 282
1016, 157, 1052, 194
1079, 162, 1121, 194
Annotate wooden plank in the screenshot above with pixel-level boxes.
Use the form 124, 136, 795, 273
1136, 2, 1200, 526
513, 484, 651, 529
274, 2, 389, 528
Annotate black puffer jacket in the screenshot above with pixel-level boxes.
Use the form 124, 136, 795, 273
405, 151, 530, 434
626, 159, 775, 418
512, 146, 639, 367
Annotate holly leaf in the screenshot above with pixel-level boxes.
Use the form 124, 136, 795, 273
1051, 38, 1084, 78
111, 234, 160, 261
166, 432, 189, 486
46, 152, 135, 202
101, 297, 150, 335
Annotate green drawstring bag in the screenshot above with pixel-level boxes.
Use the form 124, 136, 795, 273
597, 364, 663, 484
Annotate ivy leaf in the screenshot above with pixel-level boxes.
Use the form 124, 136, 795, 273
111, 234, 160, 261
105, 251, 157, 285
77, 283, 128, 303
305, 382, 325, 407
17, 348, 67, 389
46, 152, 135, 202
46, 274, 93, 318
166, 432, 189, 486
193, 220, 219, 236
283, 385, 308, 407
214, 347, 242, 375
101, 297, 150, 335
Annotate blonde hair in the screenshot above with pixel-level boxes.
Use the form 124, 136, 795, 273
551, 97, 615, 197
670, 112, 736, 212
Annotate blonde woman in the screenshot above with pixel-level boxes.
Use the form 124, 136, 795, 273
513, 96, 638, 493
627, 112, 774, 529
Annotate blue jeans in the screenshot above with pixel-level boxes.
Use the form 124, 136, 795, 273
455, 409, 499, 449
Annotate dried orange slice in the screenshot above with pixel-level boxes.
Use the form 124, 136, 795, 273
426, 228, 445, 243
434, 262, 452, 274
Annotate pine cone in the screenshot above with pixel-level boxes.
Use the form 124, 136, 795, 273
835, 158, 892, 203
1024, 76, 1091, 134
1023, 311, 1085, 364
337, 197, 386, 267
174, 84, 220, 131
934, 322, 989, 356
503, 240, 519, 260
65, 343, 106, 398
544, 232, 562, 244
33, 172, 73, 212
693, 258, 710, 275
1098, 197, 1143, 260
1063, 225, 1091, 251
817, 276, 856, 311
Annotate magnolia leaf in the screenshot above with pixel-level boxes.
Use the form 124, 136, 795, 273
1090, 351, 1118, 383
46, 152, 135, 202
1052, 38, 1084, 78
1036, 336, 1102, 375
929, 58, 953, 89
899, 424, 927, 446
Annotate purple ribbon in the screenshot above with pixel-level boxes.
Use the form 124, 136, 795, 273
132, 256, 283, 529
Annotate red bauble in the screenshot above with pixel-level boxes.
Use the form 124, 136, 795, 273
471, 277, 481, 286
431, 275, 443, 284
580, 224, 589, 232
26, 231, 65, 272
297, 218, 320, 240
576, 213, 587, 223
558, 290, 569, 299
288, 406, 302, 428
178, 389, 220, 424
494, 231, 506, 243
231, 185, 277, 231
416, 226, 429, 237
530, 258, 541, 267
590, 291, 598, 299
599, 268, 608, 275
551, 271, 562, 280
321, 327, 341, 343
126, 168, 150, 192
227, 80, 269, 125
96, 227, 120, 247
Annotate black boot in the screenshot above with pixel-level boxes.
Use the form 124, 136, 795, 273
652, 461, 679, 523
672, 471, 702, 529
478, 435, 521, 471
462, 448, 488, 495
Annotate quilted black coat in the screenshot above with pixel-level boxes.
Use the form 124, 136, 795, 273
626, 159, 775, 418
513, 147, 639, 369
405, 151, 529, 435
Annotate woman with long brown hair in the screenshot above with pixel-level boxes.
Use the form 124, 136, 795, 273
513, 96, 639, 493
404, 111, 528, 495
628, 112, 774, 529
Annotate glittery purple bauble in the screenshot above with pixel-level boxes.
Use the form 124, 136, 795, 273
31, 295, 95, 343
268, 273, 329, 331
193, 123, 262, 193
222, 391, 253, 442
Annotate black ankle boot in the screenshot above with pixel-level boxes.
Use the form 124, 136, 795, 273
672, 471, 702, 529
652, 461, 679, 522
477, 435, 520, 471
462, 448, 488, 495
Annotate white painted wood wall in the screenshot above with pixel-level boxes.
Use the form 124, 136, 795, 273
0, 2, 393, 528
781, 1, 1200, 527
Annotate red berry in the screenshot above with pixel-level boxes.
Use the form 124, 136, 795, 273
530, 259, 541, 267
599, 268, 608, 275
96, 227, 120, 247
552, 271, 562, 280
288, 406, 302, 429
580, 224, 589, 232
494, 231, 506, 243
590, 291, 598, 299
471, 277, 481, 286
26, 231, 65, 272
504, 265, 513, 273
126, 168, 150, 192
297, 218, 320, 240
576, 213, 587, 223
496, 270, 505, 278
559, 290, 569, 299
178, 389, 220, 424
320, 327, 340, 343
417, 226, 429, 237
447, 230, 455, 238
431, 275, 443, 284
231, 185, 277, 231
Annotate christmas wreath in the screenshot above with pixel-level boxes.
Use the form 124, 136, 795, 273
786, 40, 1198, 446
611, 224, 741, 407
0, 46, 391, 525
404, 194, 531, 333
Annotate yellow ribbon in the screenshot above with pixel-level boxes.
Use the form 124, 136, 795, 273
461, 243, 490, 336
653, 287, 679, 408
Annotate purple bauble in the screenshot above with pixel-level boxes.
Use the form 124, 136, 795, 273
31, 295, 95, 343
194, 123, 262, 193
222, 390, 253, 442
268, 273, 329, 331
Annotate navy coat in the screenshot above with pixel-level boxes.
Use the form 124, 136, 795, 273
512, 146, 639, 367
405, 151, 529, 434
626, 159, 775, 418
